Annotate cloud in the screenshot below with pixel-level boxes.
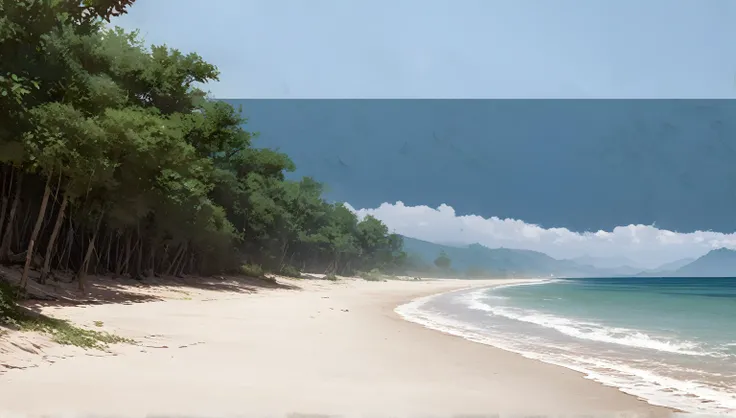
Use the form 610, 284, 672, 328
345, 201, 736, 269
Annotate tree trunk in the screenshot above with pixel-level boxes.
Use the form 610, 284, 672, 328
128, 234, 143, 280
39, 170, 62, 242
60, 224, 73, 272
122, 232, 132, 276
77, 213, 104, 293
20, 174, 52, 289
0, 167, 11, 242
114, 232, 124, 276
104, 229, 113, 273
147, 244, 156, 276
166, 242, 186, 276
39, 193, 68, 284
18, 202, 32, 248
0, 172, 23, 263
174, 246, 188, 277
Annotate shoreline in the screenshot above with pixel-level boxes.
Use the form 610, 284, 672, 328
0, 276, 674, 417
392, 280, 688, 415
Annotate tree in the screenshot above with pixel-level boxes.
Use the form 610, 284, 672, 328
434, 251, 452, 270
0, 0, 408, 292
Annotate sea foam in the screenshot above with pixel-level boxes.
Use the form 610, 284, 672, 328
395, 283, 736, 415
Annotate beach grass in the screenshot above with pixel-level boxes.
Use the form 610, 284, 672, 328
0, 281, 132, 350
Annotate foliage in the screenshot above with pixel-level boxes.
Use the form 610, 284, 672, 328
0, 280, 18, 322
358, 268, 388, 282
240, 263, 264, 278
20, 314, 133, 349
278, 265, 302, 278
0, 280, 129, 349
0, 0, 407, 294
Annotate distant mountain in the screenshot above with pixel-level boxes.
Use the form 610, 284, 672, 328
401, 236, 628, 278
570, 255, 643, 270
652, 258, 697, 273
670, 249, 736, 277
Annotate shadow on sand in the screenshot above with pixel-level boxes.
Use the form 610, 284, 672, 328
0, 265, 301, 311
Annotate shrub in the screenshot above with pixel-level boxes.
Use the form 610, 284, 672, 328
240, 263, 265, 278
358, 270, 382, 282
0, 280, 131, 349
325, 273, 338, 281
0, 280, 20, 325
279, 265, 302, 278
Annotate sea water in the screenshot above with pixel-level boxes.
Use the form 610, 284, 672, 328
396, 278, 736, 415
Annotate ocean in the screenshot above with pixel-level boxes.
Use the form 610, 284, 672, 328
396, 277, 736, 415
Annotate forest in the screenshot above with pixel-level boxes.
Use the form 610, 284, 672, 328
0, 0, 407, 294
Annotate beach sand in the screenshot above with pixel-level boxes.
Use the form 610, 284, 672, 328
0, 276, 673, 417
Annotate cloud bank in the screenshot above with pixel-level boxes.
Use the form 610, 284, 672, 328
346, 202, 736, 269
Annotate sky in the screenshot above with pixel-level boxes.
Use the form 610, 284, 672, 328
115, 0, 736, 99
348, 202, 736, 268
113, 1, 736, 265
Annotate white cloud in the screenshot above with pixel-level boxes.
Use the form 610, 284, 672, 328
345, 201, 736, 269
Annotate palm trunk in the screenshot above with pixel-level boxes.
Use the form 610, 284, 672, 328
39, 193, 68, 284
0, 172, 23, 263
20, 173, 52, 289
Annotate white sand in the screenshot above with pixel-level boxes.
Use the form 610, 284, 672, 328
0, 277, 672, 417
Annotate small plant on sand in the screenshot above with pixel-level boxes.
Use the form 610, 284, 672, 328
260, 275, 279, 284
0, 280, 132, 350
93, 321, 104, 327
21, 316, 133, 349
325, 273, 338, 281
0, 280, 26, 328
357, 269, 383, 282
279, 265, 302, 278
240, 263, 265, 278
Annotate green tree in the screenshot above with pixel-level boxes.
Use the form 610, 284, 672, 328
0, 0, 408, 294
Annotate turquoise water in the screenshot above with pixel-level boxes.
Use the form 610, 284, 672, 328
397, 278, 736, 415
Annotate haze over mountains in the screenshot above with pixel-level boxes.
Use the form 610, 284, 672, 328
402, 237, 736, 279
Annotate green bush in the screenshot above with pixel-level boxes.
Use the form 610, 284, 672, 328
358, 270, 382, 282
0, 280, 131, 349
240, 264, 265, 278
0, 280, 20, 325
279, 265, 302, 278
325, 273, 338, 281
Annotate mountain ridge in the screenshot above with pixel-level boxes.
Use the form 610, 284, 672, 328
670, 248, 736, 277
401, 236, 633, 278
401, 237, 735, 279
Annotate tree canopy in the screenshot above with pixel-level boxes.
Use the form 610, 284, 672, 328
0, 0, 406, 291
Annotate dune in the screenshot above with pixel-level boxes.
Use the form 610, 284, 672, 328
0, 276, 672, 417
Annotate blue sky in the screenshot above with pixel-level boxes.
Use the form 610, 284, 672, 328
116, 0, 736, 98
113, 2, 736, 265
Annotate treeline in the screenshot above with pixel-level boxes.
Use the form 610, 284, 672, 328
0, 0, 406, 292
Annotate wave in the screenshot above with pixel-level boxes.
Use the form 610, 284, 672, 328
463, 289, 716, 357
395, 284, 736, 415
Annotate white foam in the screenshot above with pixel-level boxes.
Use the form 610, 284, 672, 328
463, 289, 714, 357
395, 286, 736, 416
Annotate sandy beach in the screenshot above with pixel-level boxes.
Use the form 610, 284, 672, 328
0, 276, 673, 417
